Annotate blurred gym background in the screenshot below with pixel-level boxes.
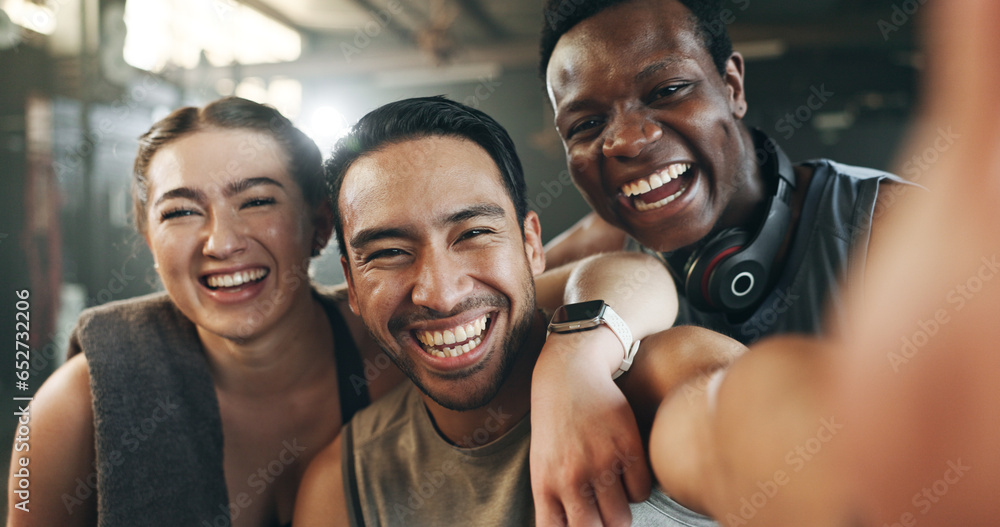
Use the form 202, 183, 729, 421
0, 0, 922, 512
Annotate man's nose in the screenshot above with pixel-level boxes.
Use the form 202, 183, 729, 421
602, 111, 663, 159
410, 251, 474, 315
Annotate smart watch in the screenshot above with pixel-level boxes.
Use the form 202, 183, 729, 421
547, 300, 641, 380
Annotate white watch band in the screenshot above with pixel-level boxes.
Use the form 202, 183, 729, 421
599, 303, 633, 356
613, 339, 642, 380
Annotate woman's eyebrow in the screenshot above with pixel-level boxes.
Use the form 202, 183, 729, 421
225, 177, 284, 197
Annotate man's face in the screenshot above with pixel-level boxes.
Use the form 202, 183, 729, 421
546, 0, 752, 252
339, 135, 545, 411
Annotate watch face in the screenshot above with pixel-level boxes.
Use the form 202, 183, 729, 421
550, 300, 607, 325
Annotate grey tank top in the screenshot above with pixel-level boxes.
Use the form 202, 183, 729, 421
343, 383, 718, 526
629, 159, 910, 345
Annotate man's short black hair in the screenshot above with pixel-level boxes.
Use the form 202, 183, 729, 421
539, 0, 734, 80
325, 96, 528, 260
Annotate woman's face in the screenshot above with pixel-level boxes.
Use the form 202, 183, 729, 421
143, 127, 325, 341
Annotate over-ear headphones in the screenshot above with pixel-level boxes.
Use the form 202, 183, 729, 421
669, 129, 796, 314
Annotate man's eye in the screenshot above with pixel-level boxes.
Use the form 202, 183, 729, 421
241, 197, 276, 209
366, 248, 407, 262
160, 208, 195, 221
458, 228, 494, 242
651, 83, 690, 101
568, 118, 604, 139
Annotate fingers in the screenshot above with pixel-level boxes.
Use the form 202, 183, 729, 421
563, 485, 604, 527
613, 419, 652, 503
534, 492, 569, 527
534, 465, 643, 527
593, 477, 634, 527
534, 477, 627, 527
621, 448, 653, 503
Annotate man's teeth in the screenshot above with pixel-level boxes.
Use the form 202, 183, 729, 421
416, 313, 489, 358
421, 337, 483, 359
206, 268, 267, 288
621, 163, 691, 197
635, 184, 688, 212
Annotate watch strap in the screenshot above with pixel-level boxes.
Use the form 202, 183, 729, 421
613, 339, 642, 380
600, 304, 633, 358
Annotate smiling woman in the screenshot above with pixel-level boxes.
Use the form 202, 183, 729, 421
140, 126, 320, 343
4, 97, 405, 527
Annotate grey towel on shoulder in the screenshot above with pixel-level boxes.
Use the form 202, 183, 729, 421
70, 292, 229, 526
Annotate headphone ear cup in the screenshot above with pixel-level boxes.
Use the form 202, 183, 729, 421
683, 229, 749, 312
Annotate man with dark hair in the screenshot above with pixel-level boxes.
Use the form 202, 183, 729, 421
537, 3, 1000, 527
541, 0, 735, 78
530, 0, 915, 524
539, 0, 909, 341
293, 96, 744, 526
326, 96, 529, 259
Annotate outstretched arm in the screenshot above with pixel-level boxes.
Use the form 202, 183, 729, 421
648, 336, 847, 525
530, 251, 679, 526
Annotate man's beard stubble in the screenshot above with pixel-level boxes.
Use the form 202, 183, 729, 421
366, 286, 537, 412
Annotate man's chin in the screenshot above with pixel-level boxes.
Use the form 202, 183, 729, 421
629, 218, 716, 253
414, 372, 504, 412
634, 232, 697, 254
